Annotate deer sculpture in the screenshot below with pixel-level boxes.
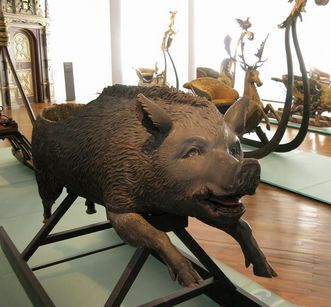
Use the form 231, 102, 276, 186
239, 36, 281, 134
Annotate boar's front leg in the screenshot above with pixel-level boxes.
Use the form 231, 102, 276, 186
221, 219, 277, 277
108, 211, 203, 287
198, 217, 277, 278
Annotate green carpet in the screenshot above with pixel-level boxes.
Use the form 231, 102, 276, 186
242, 143, 331, 205
0, 147, 293, 306
269, 117, 331, 135
259, 149, 331, 205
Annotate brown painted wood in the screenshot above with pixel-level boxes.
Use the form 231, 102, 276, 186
1, 103, 331, 306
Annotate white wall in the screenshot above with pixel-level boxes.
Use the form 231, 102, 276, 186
47, 0, 330, 103
48, 0, 112, 103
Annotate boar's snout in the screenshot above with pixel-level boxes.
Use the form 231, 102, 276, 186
235, 158, 260, 195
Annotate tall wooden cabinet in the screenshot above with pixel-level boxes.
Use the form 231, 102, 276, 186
0, 0, 53, 106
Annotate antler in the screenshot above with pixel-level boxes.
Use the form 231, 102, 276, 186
253, 34, 269, 69
238, 40, 249, 70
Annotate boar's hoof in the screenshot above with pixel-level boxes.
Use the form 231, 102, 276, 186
173, 259, 203, 287
85, 200, 97, 214
248, 258, 277, 278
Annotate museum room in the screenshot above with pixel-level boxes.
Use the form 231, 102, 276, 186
0, 0, 330, 306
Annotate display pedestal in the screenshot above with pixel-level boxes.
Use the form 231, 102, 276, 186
0, 192, 262, 306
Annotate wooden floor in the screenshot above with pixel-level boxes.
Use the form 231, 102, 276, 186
1, 103, 331, 306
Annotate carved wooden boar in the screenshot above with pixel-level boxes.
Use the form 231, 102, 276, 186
32, 85, 276, 287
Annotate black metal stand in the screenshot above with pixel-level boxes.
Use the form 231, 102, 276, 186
242, 12, 310, 159
0, 193, 263, 306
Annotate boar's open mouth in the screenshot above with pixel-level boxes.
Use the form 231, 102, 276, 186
203, 194, 246, 218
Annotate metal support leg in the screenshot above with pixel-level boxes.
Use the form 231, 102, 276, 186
104, 247, 150, 307
174, 228, 261, 306
0, 199, 263, 307
138, 277, 219, 307
0, 227, 55, 307
21, 193, 78, 261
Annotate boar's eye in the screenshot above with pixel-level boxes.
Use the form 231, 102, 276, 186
229, 141, 242, 159
183, 147, 201, 158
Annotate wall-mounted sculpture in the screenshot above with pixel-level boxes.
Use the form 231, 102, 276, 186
32, 84, 276, 287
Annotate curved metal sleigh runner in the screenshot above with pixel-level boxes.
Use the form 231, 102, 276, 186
242, 1, 315, 159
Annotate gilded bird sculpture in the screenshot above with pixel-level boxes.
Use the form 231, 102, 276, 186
235, 17, 252, 31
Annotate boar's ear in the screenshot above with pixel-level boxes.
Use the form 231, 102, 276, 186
136, 93, 173, 136
223, 96, 249, 135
